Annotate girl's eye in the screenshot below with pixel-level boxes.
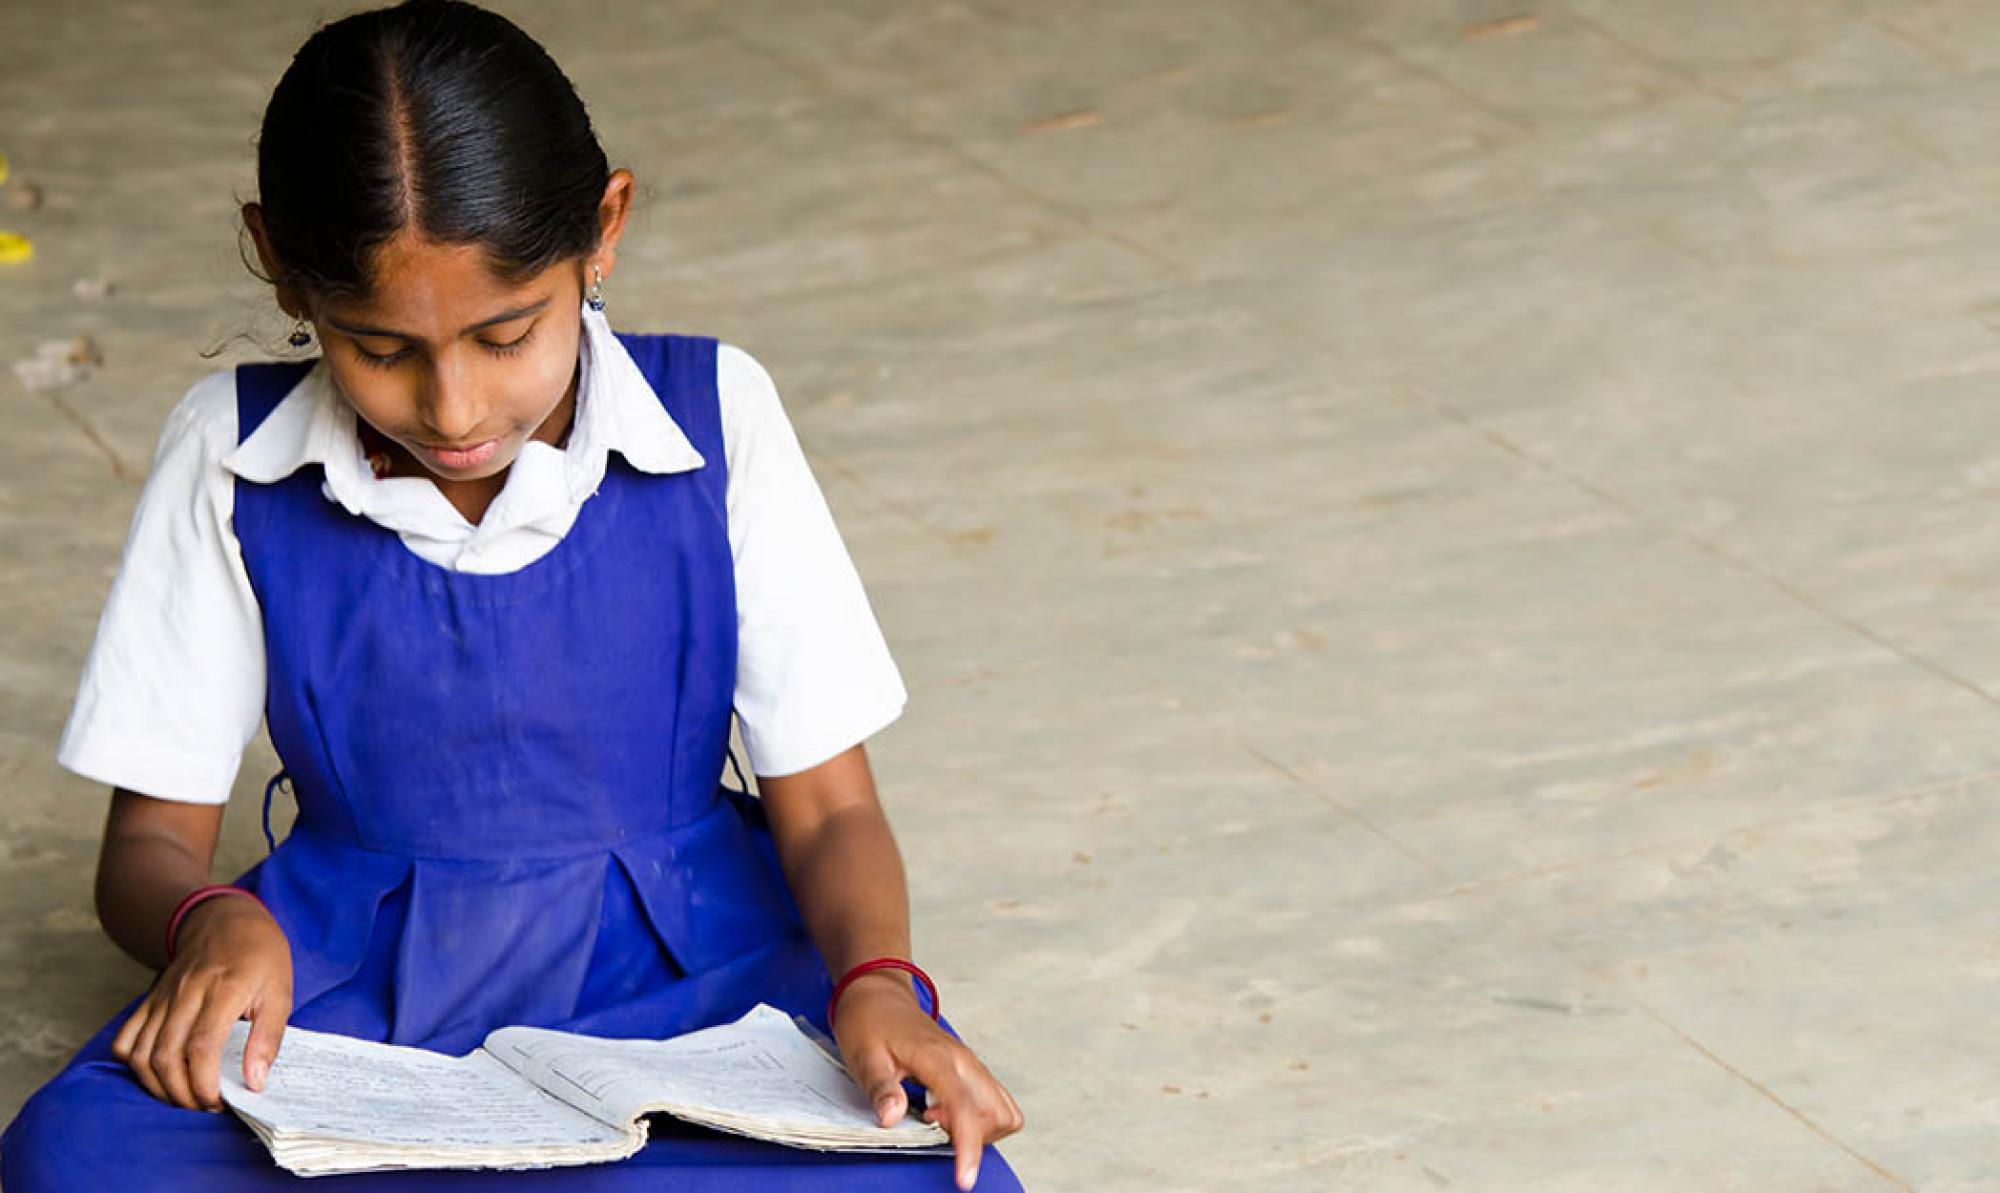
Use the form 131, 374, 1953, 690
352, 327, 531, 369
356, 345, 411, 370
482, 327, 536, 357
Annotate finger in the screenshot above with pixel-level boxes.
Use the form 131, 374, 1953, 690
875, 1082, 907, 1127
845, 1044, 909, 1127
189, 981, 262, 1111
946, 1107, 984, 1191
187, 996, 241, 1111
907, 1049, 960, 1128
243, 986, 291, 1093
995, 1081, 1025, 1135
111, 997, 152, 1062
951, 1067, 1020, 1137
128, 998, 170, 1104
926, 1047, 1021, 1140
150, 984, 210, 1110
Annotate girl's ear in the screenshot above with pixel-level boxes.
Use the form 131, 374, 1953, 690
242, 202, 308, 319
590, 169, 636, 283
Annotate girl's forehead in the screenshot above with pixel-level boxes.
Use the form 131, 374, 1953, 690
330, 233, 564, 337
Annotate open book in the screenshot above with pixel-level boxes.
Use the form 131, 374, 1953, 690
217, 1003, 951, 1177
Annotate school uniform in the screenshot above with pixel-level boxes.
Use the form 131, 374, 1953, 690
0, 306, 1024, 1191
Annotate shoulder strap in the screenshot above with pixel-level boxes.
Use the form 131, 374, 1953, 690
612, 332, 727, 491
612, 332, 750, 795
234, 359, 318, 445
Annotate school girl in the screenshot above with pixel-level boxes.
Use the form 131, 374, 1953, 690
0, 2, 1025, 1188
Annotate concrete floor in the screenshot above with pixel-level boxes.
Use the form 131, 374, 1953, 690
3, 0, 1998, 1188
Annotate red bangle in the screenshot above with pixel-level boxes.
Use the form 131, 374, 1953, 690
827, 958, 940, 1032
164, 885, 261, 962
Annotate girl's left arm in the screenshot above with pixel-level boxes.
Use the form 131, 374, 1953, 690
757, 743, 1024, 1191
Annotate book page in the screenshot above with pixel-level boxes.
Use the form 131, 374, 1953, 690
482, 1004, 946, 1148
219, 1020, 631, 1149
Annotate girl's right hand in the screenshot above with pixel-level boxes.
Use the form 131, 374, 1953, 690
110, 896, 293, 1111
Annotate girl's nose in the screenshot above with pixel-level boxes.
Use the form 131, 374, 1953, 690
421, 354, 483, 442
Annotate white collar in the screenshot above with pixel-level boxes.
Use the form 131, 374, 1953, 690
222, 303, 705, 538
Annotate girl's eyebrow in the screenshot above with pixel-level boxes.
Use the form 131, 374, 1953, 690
325, 298, 552, 340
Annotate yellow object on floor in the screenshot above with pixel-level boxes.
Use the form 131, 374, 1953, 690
0, 231, 32, 264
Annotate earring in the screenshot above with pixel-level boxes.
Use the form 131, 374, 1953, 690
287, 316, 312, 348
585, 265, 606, 312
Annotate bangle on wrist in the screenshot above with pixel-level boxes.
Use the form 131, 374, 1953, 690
827, 958, 940, 1032
164, 884, 263, 963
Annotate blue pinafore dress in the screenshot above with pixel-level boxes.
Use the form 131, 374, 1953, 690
0, 333, 1024, 1192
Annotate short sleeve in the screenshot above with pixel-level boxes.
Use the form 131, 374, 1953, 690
56, 370, 268, 804
718, 344, 908, 777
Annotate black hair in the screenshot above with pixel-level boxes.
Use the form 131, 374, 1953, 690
251, 0, 609, 303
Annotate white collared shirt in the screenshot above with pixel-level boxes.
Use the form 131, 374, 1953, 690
57, 305, 907, 802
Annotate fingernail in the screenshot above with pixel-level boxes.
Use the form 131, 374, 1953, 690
959, 1165, 978, 1190
250, 1060, 267, 1089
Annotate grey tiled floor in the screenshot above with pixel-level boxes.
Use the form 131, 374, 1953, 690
3, 2, 1996, 1188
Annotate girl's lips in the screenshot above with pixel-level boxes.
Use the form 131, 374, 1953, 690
418, 438, 501, 471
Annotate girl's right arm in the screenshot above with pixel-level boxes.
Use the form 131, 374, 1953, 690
55, 370, 288, 1109
97, 786, 293, 1111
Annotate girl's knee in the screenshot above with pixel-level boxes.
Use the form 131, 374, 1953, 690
2, 1064, 164, 1184
1, 1073, 101, 1193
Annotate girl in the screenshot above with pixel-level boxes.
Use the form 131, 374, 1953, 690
0, 2, 1025, 1190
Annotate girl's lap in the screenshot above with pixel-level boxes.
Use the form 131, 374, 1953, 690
1, 1001, 1023, 1193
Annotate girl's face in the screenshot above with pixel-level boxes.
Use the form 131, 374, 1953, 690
314, 231, 585, 484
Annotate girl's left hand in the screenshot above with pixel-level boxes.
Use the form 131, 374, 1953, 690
832, 974, 1024, 1191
